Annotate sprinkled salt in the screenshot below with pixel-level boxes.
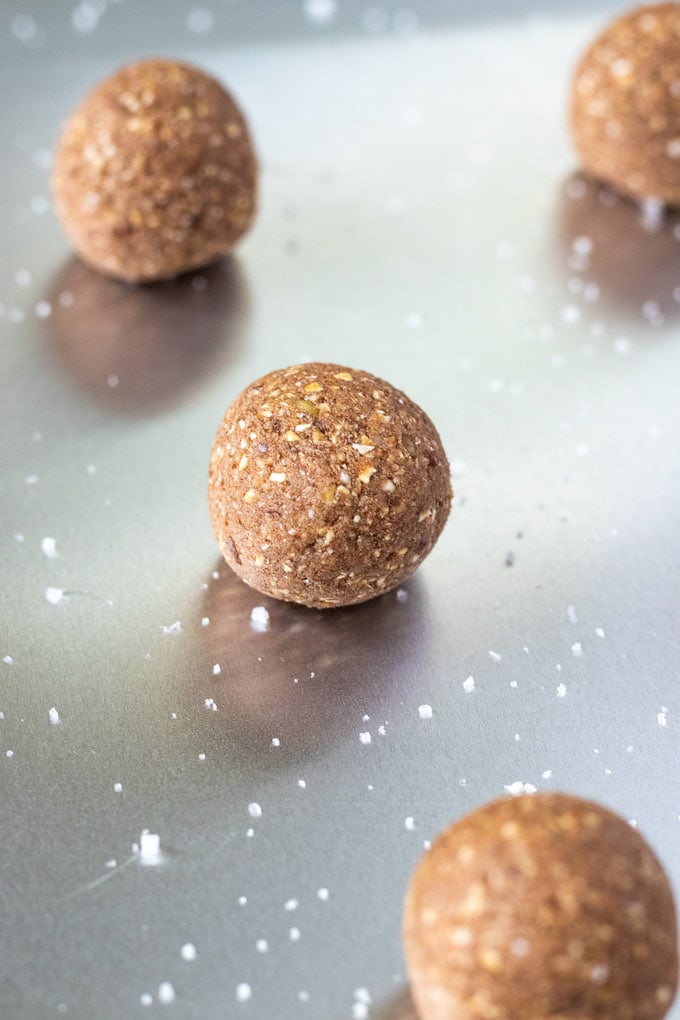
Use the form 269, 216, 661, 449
595, 627, 605, 638
352, 1005, 369, 1020
284, 898, 298, 911
304, 0, 337, 24
418, 704, 433, 720
317, 887, 329, 900
571, 642, 583, 658
45, 587, 64, 605
566, 605, 578, 623
204, 698, 217, 711
658, 708, 668, 728
212, 663, 221, 676
6, 750, 14, 758
271, 737, 280, 747
140, 993, 153, 1007
48, 707, 60, 725
395, 588, 408, 603
236, 983, 252, 1002
256, 938, 268, 952
405, 816, 415, 830
462, 676, 475, 693
201, 617, 210, 627
238, 896, 247, 905
157, 982, 175, 1005
248, 802, 262, 818
161, 621, 182, 635
289, 927, 301, 941
139, 831, 162, 865
298, 990, 310, 1002
359, 731, 372, 745
488, 650, 502, 663
542, 769, 553, 779
114, 782, 122, 793
556, 684, 567, 698
3, 656, 13, 666
250, 606, 269, 632
504, 781, 537, 796
181, 942, 197, 961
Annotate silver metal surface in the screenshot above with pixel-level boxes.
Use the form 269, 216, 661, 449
2, 3, 680, 1018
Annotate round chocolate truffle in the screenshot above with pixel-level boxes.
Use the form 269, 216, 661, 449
571, 4, 680, 206
52, 58, 257, 282
208, 362, 452, 608
404, 793, 679, 1020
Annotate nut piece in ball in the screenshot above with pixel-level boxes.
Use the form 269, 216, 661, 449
403, 793, 678, 1020
571, 4, 680, 206
208, 362, 452, 608
52, 58, 257, 282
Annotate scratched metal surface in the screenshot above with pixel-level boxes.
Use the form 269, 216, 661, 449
2, 2, 680, 1018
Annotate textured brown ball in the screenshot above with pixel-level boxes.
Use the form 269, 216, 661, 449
404, 793, 679, 1020
52, 58, 257, 282
571, 4, 680, 205
208, 362, 452, 608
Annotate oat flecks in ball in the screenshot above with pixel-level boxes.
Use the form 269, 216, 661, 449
52, 58, 257, 282
208, 362, 452, 608
571, 4, 680, 205
403, 792, 679, 1020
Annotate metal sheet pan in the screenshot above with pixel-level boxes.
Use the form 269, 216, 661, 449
2, 2, 680, 1017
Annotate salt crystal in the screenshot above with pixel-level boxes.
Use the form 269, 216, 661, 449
556, 684, 567, 698
181, 942, 197, 961
462, 676, 475, 693
45, 587, 64, 605
542, 769, 553, 779
250, 606, 269, 633
418, 704, 433, 719
238, 896, 247, 905
298, 990, 310, 1002
6, 750, 14, 758
106, 859, 116, 868
658, 709, 668, 728
3, 656, 13, 665
566, 605, 578, 623
161, 621, 182, 635
395, 588, 408, 602
256, 938, 268, 952
201, 617, 210, 627
236, 983, 252, 1002
48, 706, 60, 725
359, 731, 372, 744
289, 927, 301, 941
40, 537, 58, 560
317, 887, 329, 900
405, 816, 415, 830
304, 0, 337, 25
140, 993, 153, 1006
271, 737, 280, 747
158, 982, 175, 1005
204, 698, 217, 711
114, 782, 122, 793
352, 1005, 369, 1020
571, 642, 583, 658
488, 650, 502, 663
504, 781, 537, 796
248, 802, 262, 818
284, 898, 298, 911
139, 831, 161, 865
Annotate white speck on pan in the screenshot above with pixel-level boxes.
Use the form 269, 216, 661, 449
139, 831, 162, 866
181, 943, 197, 962
197, 752, 206, 760
248, 802, 262, 818
359, 731, 371, 745
488, 650, 502, 663
250, 606, 270, 632
201, 617, 210, 627
41, 537, 57, 558
504, 781, 537, 795
271, 737, 280, 747
396, 588, 408, 603
157, 982, 175, 1005
463, 676, 475, 693
418, 704, 433, 719
567, 604, 578, 623
284, 898, 298, 911
256, 938, 268, 953
161, 621, 182, 635
113, 783, 122, 793
212, 663, 221, 676
405, 816, 415, 830
235, 983, 252, 1002
45, 587, 65, 605
3, 656, 13, 665
557, 684, 567, 698
140, 993, 153, 1007
48, 706, 60, 725
317, 887, 329, 901
571, 642, 583, 658
658, 708, 668, 728
289, 927, 301, 941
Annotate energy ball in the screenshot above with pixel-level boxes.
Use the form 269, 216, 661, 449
403, 793, 679, 1020
571, 4, 680, 206
208, 362, 452, 608
52, 58, 257, 282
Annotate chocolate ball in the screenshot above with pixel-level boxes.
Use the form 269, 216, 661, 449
571, 4, 680, 206
208, 362, 452, 608
52, 58, 257, 282
404, 793, 678, 1020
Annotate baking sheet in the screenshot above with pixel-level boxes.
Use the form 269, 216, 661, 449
2, 2, 680, 1018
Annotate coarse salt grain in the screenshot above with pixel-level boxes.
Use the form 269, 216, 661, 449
250, 606, 269, 632
48, 707, 60, 725
359, 731, 371, 745
463, 676, 475, 693
418, 704, 433, 719
236, 983, 252, 1002
157, 982, 175, 1005
139, 831, 161, 865
248, 802, 262, 818
181, 942, 197, 961
41, 536, 57, 558
45, 587, 64, 605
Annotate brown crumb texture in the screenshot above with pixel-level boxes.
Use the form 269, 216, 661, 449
51, 58, 257, 282
571, 3, 680, 205
207, 362, 452, 608
403, 792, 679, 1020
